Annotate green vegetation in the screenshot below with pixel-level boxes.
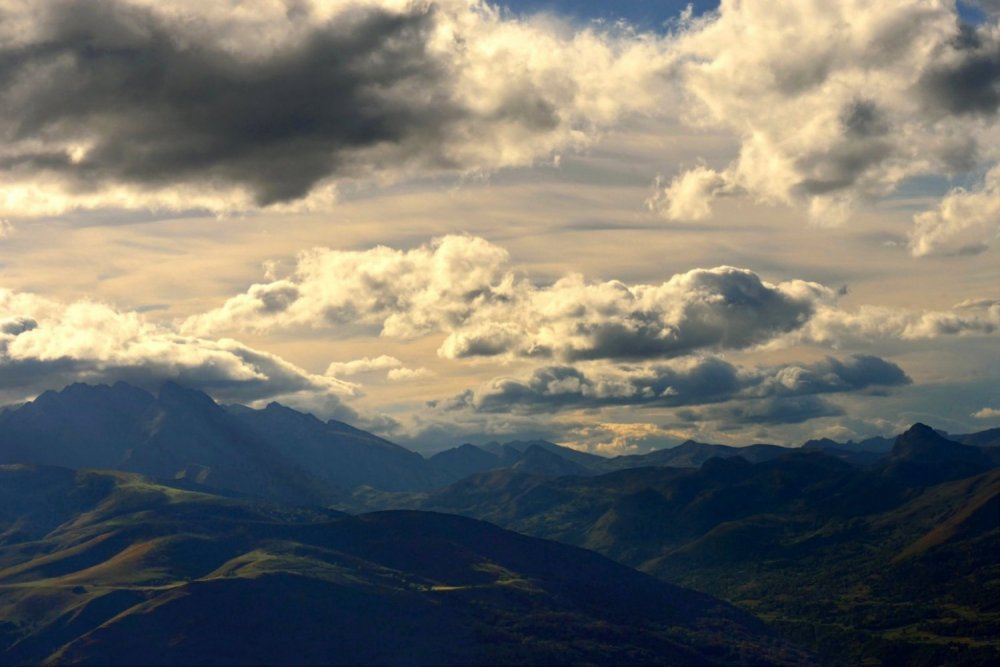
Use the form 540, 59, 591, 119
361, 433, 1000, 665
0, 465, 809, 666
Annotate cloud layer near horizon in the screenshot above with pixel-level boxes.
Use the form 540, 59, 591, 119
0, 287, 360, 416
436, 354, 910, 419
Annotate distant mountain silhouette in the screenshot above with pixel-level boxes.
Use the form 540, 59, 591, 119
882, 422, 997, 486
955, 426, 1000, 448
606, 440, 793, 470
0, 465, 809, 666
0, 382, 450, 503
429, 439, 607, 478
2, 382, 998, 506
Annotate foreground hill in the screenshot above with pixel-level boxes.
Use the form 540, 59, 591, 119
0, 465, 807, 666
351, 425, 1000, 665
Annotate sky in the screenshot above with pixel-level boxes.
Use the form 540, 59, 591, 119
0, 0, 998, 455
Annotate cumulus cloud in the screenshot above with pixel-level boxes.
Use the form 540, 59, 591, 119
0, 0, 669, 216
910, 165, 1000, 256
326, 355, 405, 377
325, 354, 430, 381
645, 166, 736, 221
563, 422, 678, 456
655, 0, 1000, 253
972, 406, 1000, 419
184, 235, 515, 337
438, 354, 910, 415
797, 298, 1000, 346
184, 234, 834, 361
0, 287, 358, 413
386, 366, 432, 381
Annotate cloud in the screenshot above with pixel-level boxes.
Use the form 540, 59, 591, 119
386, 366, 432, 381
910, 164, 1000, 256
326, 355, 405, 377
0, 287, 359, 414
438, 354, 910, 415
676, 395, 845, 426
967, 0, 1000, 17
562, 421, 679, 456
797, 298, 1000, 345
0, 0, 669, 216
645, 166, 736, 221
184, 234, 835, 362
325, 354, 430, 381
654, 0, 1000, 253
183, 234, 515, 337
972, 406, 1000, 419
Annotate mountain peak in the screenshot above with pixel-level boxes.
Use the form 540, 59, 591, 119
157, 381, 222, 413
902, 422, 938, 437
889, 422, 993, 473
892, 422, 955, 456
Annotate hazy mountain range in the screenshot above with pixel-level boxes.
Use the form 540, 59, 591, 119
3, 381, 995, 501
0, 381, 998, 665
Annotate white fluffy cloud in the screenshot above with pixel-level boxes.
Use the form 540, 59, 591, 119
0, 287, 357, 409
325, 354, 430, 381
911, 165, 1000, 256
0, 0, 669, 217
655, 0, 1000, 255
184, 235, 836, 361
183, 235, 515, 338
797, 298, 1000, 346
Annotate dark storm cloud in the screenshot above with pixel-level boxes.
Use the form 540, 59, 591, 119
677, 395, 845, 426
0, 0, 453, 204
918, 24, 1000, 117
442, 354, 911, 415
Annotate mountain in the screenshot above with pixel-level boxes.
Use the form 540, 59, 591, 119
3, 382, 997, 505
427, 443, 502, 479
503, 439, 610, 469
0, 382, 444, 502
882, 423, 997, 486
428, 439, 607, 479
349, 432, 1000, 665
224, 401, 444, 491
509, 443, 596, 477
0, 464, 809, 666
606, 440, 793, 470
955, 426, 1000, 448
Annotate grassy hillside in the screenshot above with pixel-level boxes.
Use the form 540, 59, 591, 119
0, 464, 808, 666
361, 442, 1000, 665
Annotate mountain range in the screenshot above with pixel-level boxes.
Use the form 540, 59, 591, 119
352, 424, 1000, 665
3, 381, 996, 504
0, 381, 998, 664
